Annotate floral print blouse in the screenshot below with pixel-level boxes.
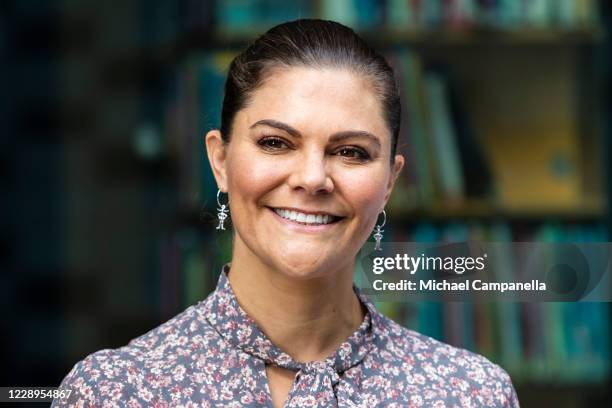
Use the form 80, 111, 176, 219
52, 265, 519, 407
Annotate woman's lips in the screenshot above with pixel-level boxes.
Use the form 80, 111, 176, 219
268, 207, 343, 232
273, 207, 342, 223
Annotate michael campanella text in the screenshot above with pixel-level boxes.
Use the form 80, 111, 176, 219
372, 279, 547, 292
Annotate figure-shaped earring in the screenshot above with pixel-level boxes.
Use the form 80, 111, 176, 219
373, 210, 386, 251
216, 189, 229, 230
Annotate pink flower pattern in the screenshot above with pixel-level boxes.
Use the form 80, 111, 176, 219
52, 265, 519, 407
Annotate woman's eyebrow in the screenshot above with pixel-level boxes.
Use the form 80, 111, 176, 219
329, 131, 381, 149
250, 119, 301, 137
249, 119, 382, 149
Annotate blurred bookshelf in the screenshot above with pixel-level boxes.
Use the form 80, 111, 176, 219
2, 1, 610, 407
152, 1, 612, 406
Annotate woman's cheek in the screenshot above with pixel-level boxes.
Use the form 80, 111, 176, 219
229, 153, 284, 197
339, 167, 388, 212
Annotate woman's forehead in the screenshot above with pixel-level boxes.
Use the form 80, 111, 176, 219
238, 67, 388, 137
252, 67, 377, 107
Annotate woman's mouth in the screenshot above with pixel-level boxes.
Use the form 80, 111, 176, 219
269, 207, 343, 226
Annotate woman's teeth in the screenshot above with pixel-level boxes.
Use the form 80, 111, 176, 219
273, 208, 335, 225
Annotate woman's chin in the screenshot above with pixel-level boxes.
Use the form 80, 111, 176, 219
273, 253, 343, 280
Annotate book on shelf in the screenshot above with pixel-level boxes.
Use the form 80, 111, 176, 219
388, 51, 435, 211
423, 69, 466, 202
165, 52, 235, 210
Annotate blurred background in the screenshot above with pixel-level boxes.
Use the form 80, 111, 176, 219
1, 0, 610, 406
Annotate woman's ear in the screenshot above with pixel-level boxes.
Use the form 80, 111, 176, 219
382, 154, 405, 208
205, 129, 228, 192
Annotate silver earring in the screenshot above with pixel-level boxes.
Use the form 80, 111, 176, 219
373, 210, 386, 251
216, 189, 229, 230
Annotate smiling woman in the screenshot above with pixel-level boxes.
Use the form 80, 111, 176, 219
210, 66, 400, 283
52, 19, 519, 407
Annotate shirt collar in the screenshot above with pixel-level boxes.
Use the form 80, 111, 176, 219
197, 263, 381, 374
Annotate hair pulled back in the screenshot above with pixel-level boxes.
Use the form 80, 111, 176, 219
220, 18, 401, 162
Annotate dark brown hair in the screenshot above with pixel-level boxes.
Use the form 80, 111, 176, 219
220, 18, 401, 163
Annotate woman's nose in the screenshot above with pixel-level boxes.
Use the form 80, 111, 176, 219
287, 150, 333, 195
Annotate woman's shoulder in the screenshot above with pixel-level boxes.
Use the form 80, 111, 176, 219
372, 313, 519, 406
377, 313, 507, 371
51, 301, 224, 407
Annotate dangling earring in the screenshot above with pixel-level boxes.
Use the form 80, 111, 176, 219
373, 210, 386, 251
216, 189, 229, 230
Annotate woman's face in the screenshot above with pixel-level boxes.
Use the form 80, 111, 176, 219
207, 67, 404, 279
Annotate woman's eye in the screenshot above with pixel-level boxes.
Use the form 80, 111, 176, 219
257, 137, 289, 150
335, 147, 370, 161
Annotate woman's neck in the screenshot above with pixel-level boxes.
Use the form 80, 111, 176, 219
227, 245, 366, 363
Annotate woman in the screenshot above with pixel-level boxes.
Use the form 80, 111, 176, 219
53, 19, 519, 407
